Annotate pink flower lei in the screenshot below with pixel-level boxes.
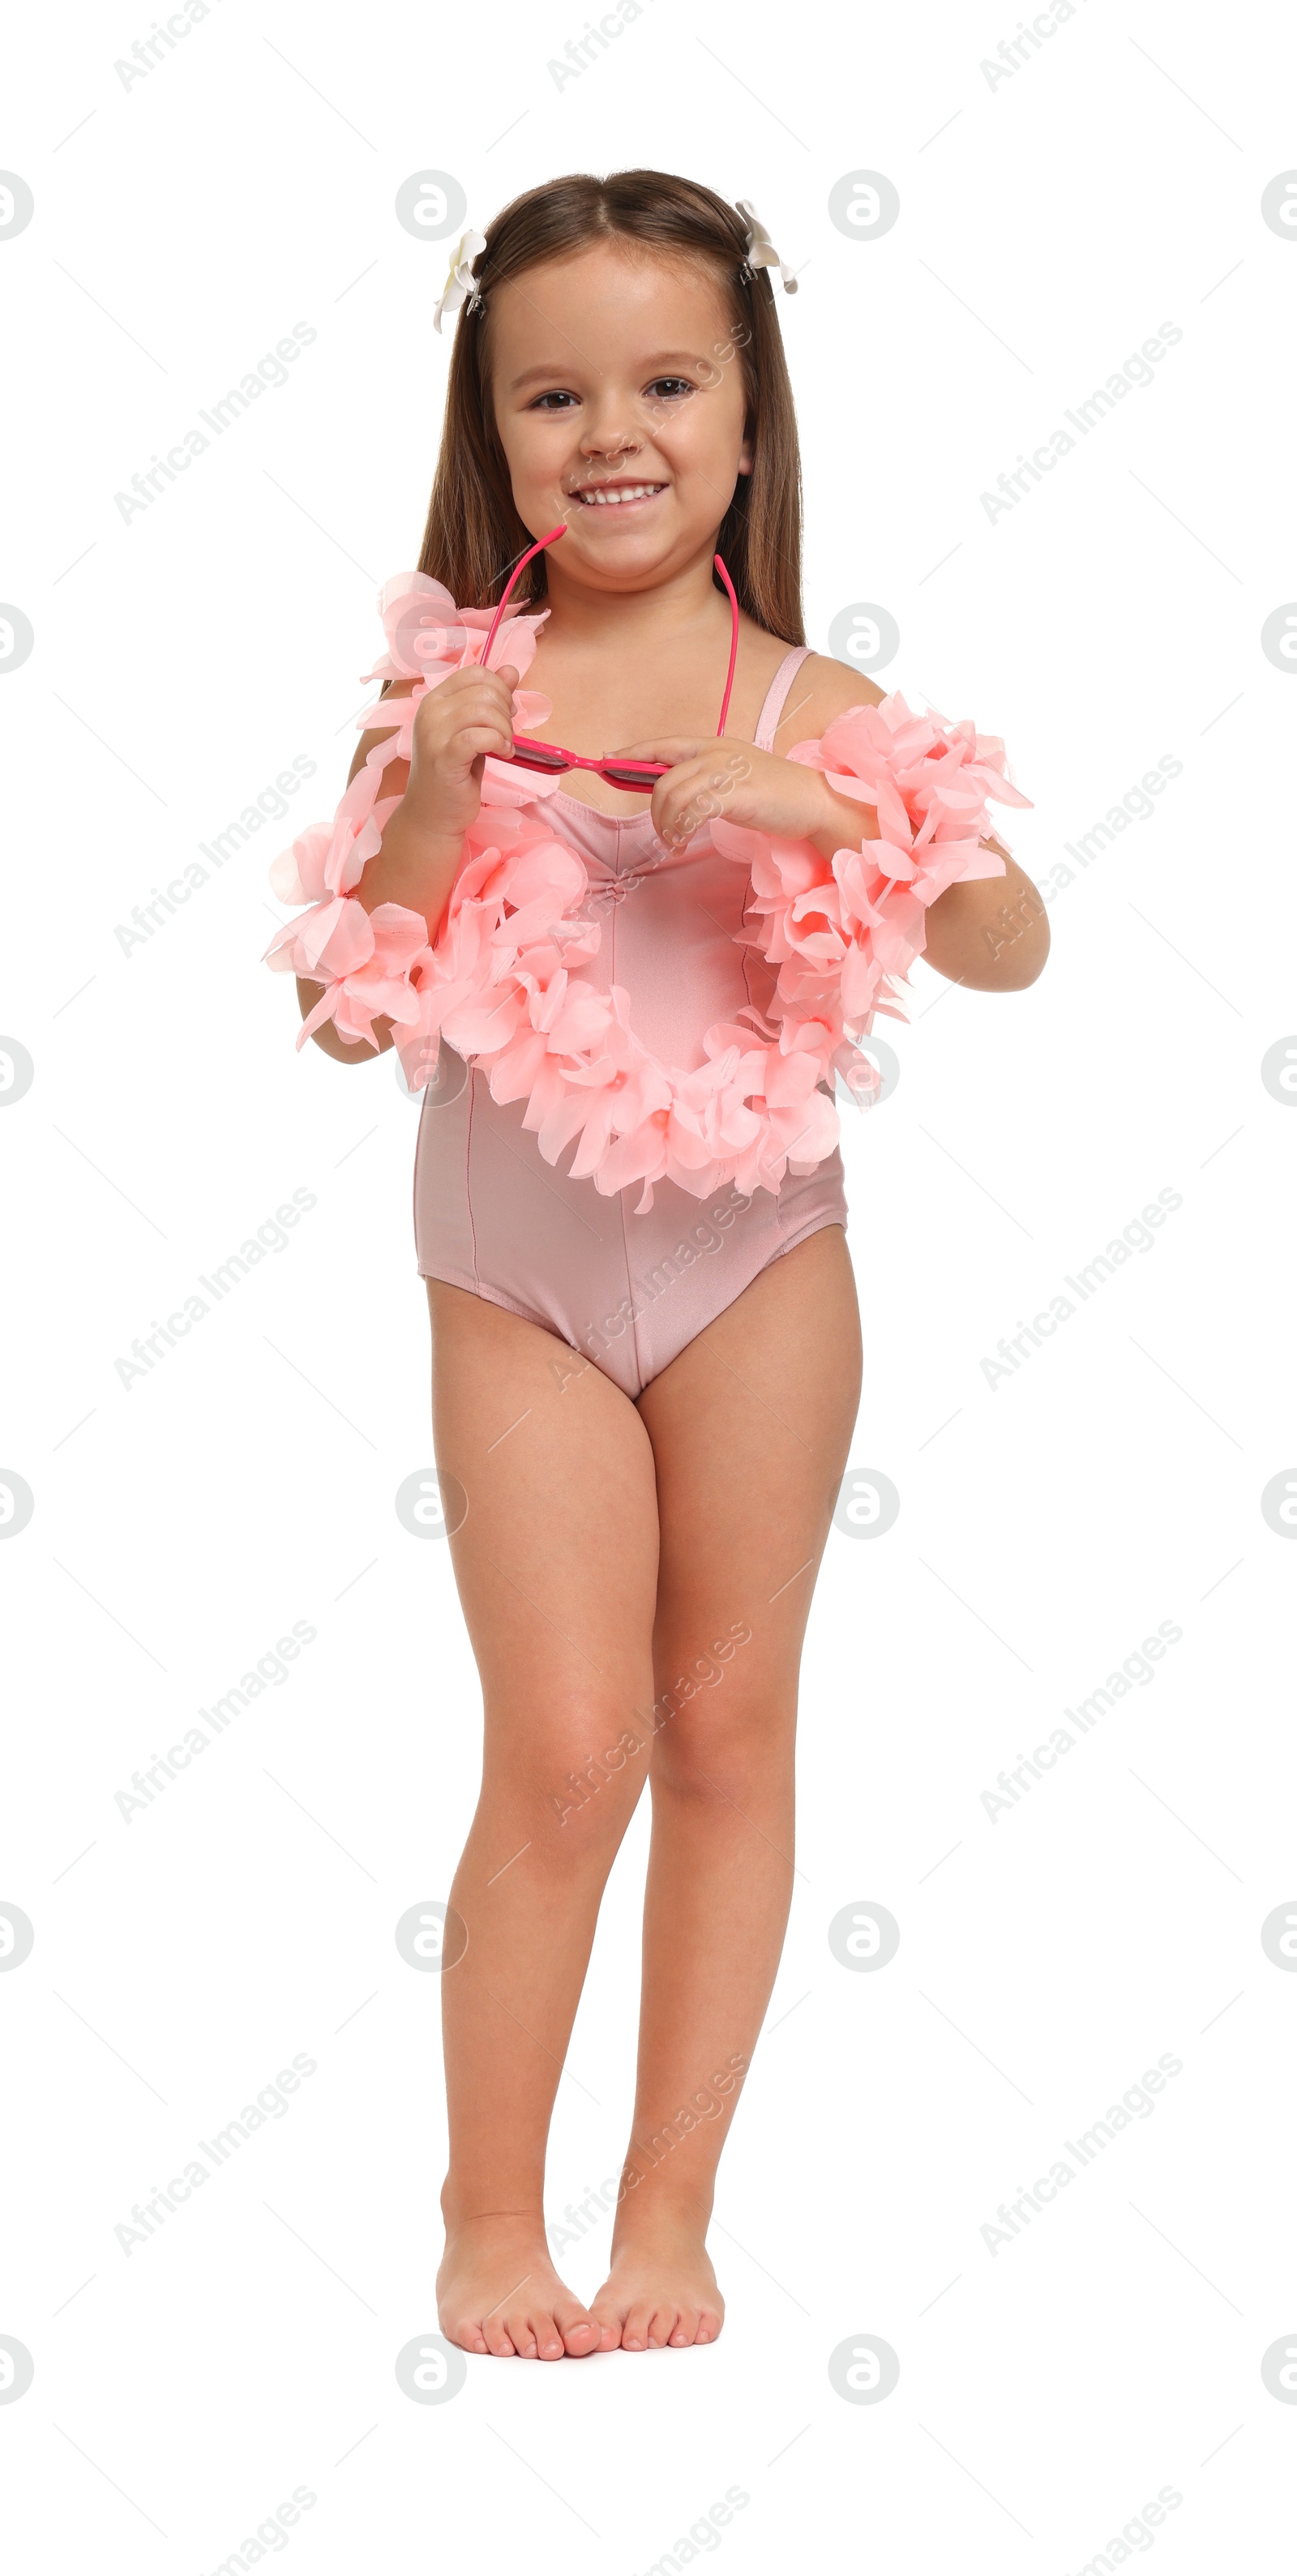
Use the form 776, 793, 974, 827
263, 572, 1030, 1212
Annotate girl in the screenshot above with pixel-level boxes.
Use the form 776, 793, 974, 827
267, 169, 1048, 2361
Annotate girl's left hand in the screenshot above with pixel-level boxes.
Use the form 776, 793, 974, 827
611, 736, 880, 854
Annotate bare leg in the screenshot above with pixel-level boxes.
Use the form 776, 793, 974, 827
589, 1226, 862, 2351
427, 1283, 659, 2357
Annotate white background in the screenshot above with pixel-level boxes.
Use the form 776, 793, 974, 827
2, 0, 1295, 2567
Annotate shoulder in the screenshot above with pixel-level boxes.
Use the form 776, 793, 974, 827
785, 649, 885, 740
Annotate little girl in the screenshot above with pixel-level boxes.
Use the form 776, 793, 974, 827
267, 169, 1048, 2360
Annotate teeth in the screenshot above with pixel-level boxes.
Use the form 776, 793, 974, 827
576, 483, 664, 505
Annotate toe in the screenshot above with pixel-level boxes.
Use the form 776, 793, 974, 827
668, 2307, 700, 2347
444, 2317, 489, 2355
589, 2289, 625, 2353
696, 2306, 723, 2344
482, 2313, 516, 2358
553, 2294, 598, 2357
620, 2299, 657, 2351
528, 2308, 567, 2360
645, 2305, 678, 2350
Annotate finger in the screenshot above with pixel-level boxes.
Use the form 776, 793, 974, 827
649, 785, 694, 845
662, 782, 737, 845
440, 662, 516, 694
448, 670, 517, 708
494, 664, 520, 690
422, 682, 512, 737
610, 735, 708, 767
652, 781, 704, 846
649, 755, 718, 843
422, 683, 516, 738
446, 722, 516, 765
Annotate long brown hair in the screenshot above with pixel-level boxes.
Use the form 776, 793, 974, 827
417, 169, 805, 646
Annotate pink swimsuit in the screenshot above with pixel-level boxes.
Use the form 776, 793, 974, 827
412, 648, 848, 1400
265, 571, 1026, 1387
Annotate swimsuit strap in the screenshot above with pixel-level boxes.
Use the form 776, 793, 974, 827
754, 644, 813, 753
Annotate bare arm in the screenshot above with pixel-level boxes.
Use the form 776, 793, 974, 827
294, 661, 520, 1060
798, 655, 1049, 994
622, 649, 1049, 998
921, 835, 1049, 991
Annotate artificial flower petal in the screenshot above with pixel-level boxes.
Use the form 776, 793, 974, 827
266, 580, 1027, 1204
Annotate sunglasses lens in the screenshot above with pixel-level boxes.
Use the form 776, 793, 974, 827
600, 763, 662, 789
509, 742, 567, 773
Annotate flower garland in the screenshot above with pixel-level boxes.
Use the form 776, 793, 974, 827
263, 571, 1030, 1211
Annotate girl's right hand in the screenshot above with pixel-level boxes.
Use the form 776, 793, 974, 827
405, 663, 521, 841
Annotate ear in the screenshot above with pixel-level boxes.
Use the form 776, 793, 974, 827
736, 434, 755, 477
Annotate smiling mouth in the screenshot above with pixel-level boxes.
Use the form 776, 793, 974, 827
568, 481, 668, 507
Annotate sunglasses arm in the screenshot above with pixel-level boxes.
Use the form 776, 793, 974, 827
713, 554, 739, 738
481, 524, 568, 671
480, 530, 738, 787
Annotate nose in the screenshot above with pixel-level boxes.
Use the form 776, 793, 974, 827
577, 400, 642, 461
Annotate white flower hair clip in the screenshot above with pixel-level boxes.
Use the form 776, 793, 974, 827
432, 229, 487, 335
736, 198, 798, 294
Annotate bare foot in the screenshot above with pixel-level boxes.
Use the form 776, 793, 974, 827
590, 2211, 725, 2351
437, 2214, 600, 2358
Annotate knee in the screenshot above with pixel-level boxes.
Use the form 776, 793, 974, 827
651, 1685, 792, 1803
502, 1710, 652, 1847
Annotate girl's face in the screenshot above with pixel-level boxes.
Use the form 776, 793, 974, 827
487, 240, 753, 588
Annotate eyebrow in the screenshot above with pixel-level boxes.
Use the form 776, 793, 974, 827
507, 349, 717, 392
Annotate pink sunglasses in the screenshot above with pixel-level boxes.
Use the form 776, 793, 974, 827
480, 521, 739, 791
